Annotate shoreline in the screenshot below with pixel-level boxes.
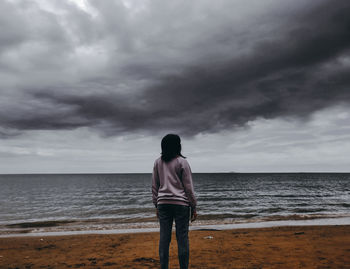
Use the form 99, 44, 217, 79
1, 216, 350, 238
1, 225, 349, 268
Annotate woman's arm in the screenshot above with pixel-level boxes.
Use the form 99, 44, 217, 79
152, 161, 160, 208
181, 160, 197, 212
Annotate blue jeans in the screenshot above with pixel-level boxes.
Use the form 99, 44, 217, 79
158, 204, 190, 269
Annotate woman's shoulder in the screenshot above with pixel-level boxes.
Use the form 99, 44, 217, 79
155, 156, 189, 166
154, 156, 162, 165
175, 156, 190, 167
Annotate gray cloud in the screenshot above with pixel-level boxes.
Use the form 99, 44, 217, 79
1, 0, 350, 138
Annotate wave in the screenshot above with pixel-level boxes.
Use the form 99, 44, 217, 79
2, 213, 350, 237
5, 220, 75, 229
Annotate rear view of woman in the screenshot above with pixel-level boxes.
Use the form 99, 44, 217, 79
152, 134, 197, 269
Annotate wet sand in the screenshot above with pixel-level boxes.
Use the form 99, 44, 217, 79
0, 225, 349, 268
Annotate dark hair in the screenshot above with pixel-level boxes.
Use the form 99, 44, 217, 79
161, 134, 185, 162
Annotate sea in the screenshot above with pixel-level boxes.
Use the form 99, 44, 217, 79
1, 173, 350, 237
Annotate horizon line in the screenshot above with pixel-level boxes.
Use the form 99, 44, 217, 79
1, 171, 350, 175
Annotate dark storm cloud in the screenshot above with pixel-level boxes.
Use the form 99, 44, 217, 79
1, 0, 350, 137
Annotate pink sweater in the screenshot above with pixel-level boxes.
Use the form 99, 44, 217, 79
152, 156, 197, 209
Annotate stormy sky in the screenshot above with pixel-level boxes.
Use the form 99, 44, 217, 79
1, 0, 350, 173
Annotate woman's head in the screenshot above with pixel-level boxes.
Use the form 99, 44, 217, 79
161, 134, 185, 162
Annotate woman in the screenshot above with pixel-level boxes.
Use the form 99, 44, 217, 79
152, 134, 197, 269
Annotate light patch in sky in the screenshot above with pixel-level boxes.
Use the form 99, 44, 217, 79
1, 105, 349, 174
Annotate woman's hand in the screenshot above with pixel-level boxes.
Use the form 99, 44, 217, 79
156, 208, 159, 219
191, 209, 197, 222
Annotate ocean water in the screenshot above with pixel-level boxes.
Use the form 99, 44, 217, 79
0, 173, 349, 236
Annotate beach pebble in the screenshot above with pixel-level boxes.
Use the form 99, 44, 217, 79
203, 236, 213, 239
40, 238, 44, 241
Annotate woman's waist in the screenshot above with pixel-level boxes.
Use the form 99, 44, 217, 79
157, 199, 189, 207
157, 193, 189, 202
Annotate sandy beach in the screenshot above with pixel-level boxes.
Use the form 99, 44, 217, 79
0, 225, 349, 268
